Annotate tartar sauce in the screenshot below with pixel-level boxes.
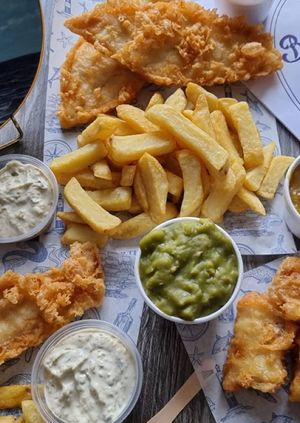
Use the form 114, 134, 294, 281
43, 330, 137, 423
0, 160, 54, 238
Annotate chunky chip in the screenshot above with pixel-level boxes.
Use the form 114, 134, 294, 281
64, 177, 121, 233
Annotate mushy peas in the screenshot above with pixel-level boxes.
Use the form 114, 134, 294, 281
290, 165, 300, 214
139, 219, 238, 320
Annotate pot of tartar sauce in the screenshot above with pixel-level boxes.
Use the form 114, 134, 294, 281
31, 320, 143, 423
0, 154, 59, 243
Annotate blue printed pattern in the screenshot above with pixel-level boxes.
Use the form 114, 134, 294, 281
0, 0, 144, 389
179, 257, 300, 423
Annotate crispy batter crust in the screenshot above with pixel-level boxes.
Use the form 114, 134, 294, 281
268, 257, 300, 321
65, 0, 282, 86
57, 38, 144, 128
0, 242, 105, 364
223, 292, 296, 393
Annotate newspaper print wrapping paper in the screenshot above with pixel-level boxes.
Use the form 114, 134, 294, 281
178, 257, 300, 423
0, 0, 297, 411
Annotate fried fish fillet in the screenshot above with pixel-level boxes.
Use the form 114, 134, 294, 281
0, 242, 105, 364
268, 257, 300, 321
289, 335, 300, 402
223, 292, 296, 393
65, 0, 282, 87
57, 37, 144, 128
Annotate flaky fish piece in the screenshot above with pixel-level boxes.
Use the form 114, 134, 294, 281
0, 242, 105, 365
57, 37, 144, 128
223, 292, 296, 393
65, 0, 282, 87
268, 257, 300, 321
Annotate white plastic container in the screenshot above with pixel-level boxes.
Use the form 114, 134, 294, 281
215, 0, 274, 24
135, 217, 243, 325
0, 154, 59, 244
31, 320, 143, 423
283, 156, 300, 238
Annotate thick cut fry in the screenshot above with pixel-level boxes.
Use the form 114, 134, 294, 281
0, 417, 16, 423
145, 92, 164, 111
0, 385, 31, 409
166, 170, 183, 197
228, 196, 248, 213
223, 292, 296, 393
201, 161, 245, 222
201, 164, 211, 199
116, 104, 158, 133
244, 143, 275, 191
229, 101, 263, 168
22, 400, 44, 423
55, 170, 121, 189
110, 203, 178, 240
176, 150, 203, 217
91, 159, 112, 180
57, 211, 85, 224
134, 169, 149, 212
165, 88, 187, 112
15, 418, 24, 423
128, 196, 143, 214
138, 153, 168, 223
237, 187, 266, 215
182, 110, 193, 120
109, 132, 176, 163
210, 110, 241, 162
164, 153, 182, 176
190, 93, 215, 138
62, 223, 108, 248
185, 83, 218, 111
120, 165, 136, 187
257, 156, 294, 199
50, 143, 107, 175
146, 104, 228, 172
64, 177, 121, 233
77, 114, 134, 147
86, 187, 132, 211
217, 98, 238, 129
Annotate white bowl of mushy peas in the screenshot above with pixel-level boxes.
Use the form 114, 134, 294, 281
31, 320, 143, 423
0, 154, 59, 243
135, 217, 243, 324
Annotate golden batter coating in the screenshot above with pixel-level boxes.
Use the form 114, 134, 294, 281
57, 38, 144, 128
65, 0, 282, 87
223, 292, 296, 393
0, 242, 105, 364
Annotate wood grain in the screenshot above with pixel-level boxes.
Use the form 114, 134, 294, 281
1, 1, 299, 422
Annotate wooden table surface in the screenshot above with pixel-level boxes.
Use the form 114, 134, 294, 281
1, 1, 300, 422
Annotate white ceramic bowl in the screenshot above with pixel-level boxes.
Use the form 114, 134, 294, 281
283, 156, 300, 238
135, 217, 243, 325
0, 154, 59, 244
31, 320, 143, 423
